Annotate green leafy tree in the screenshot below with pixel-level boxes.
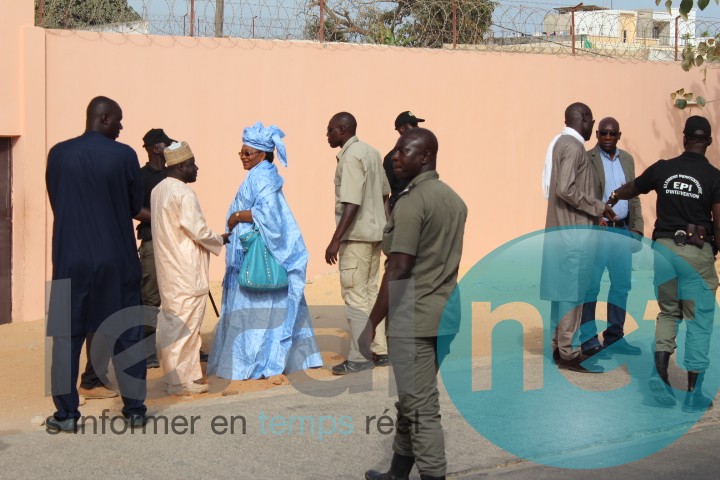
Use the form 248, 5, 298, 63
35, 0, 141, 29
658, 0, 719, 18
305, 0, 496, 48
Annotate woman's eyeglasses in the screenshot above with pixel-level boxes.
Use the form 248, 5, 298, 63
239, 150, 262, 158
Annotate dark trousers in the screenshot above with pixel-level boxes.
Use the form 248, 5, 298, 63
51, 328, 147, 421
389, 336, 446, 477
580, 226, 633, 350
79, 331, 109, 389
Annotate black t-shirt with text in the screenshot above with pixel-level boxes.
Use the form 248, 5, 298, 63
634, 151, 720, 237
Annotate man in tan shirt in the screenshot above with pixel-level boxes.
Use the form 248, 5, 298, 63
325, 112, 390, 374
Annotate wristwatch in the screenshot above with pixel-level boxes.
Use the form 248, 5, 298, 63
608, 190, 618, 204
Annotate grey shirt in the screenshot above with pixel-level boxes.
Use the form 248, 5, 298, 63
383, 171, 467, 337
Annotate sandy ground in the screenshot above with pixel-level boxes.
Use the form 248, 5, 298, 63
0, 266, 660, 435
0, 272, 349, 434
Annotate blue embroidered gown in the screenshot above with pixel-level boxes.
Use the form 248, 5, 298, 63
207, 160, 323, 379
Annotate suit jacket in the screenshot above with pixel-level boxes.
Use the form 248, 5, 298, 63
587, 145, 644, 234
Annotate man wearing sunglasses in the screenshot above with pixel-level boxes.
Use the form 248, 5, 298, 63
580, 118, 644, 358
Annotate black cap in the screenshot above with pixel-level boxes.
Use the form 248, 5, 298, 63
683, 116, 712, 138
142, 128, 175, 147
394, 111, 425, 130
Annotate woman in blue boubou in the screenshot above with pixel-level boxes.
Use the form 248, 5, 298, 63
207, 122, 322, 380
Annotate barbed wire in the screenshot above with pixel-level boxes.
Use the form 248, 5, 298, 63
34, 0, 720, 62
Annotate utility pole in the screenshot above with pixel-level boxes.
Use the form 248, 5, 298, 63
215, 0, 224, 37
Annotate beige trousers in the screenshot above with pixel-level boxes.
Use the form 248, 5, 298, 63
551, 301, 582, 361
339, 240, 387, 362
158, 294, 206, 387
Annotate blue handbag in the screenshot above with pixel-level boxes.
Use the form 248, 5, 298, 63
238, 224, 288, 291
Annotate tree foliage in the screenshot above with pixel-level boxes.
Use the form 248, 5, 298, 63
658, 0, 719, 19
305, 0, 496, 48
35, 0, 141, 29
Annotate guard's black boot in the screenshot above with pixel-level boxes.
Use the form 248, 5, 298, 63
648, 351, 676, 407
683, 371, 714, 413
419, 476, 446, 480
364, 453, 414, 480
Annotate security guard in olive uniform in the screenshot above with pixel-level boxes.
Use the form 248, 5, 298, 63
361, 128, 467, 480
609, 115, 720, 412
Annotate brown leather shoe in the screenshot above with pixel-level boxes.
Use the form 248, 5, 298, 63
556, 356, 603, 374
78, 386, 119, 399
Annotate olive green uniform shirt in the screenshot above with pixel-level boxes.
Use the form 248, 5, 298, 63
334, 136, 390, 242
383, 171, 467, 337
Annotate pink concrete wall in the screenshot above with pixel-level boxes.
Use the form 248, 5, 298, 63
3, 2, 720, 321
0, 0, 32, 135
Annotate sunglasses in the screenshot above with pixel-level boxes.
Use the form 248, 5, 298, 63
598, 130, 620, 137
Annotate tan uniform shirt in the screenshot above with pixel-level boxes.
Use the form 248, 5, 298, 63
334, 136, 390, 242
383, 171, 467, 337
151, 178, 224, 307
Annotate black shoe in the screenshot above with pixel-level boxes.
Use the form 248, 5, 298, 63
649, 351, 676, 407
419, 476, 446, 480
374, 354, 389, 367
605, 339, 642, 355
683, 371, 714, 413
556, 355, 603, 374
332, 360, 374, 375
200, 350, 209, 362
147, 355, 160, 369
582, 345, 604, 357
124, 414, 147, 428
552, 348, 560, 364
45, 416, 77, 433
365, 453, 414, 480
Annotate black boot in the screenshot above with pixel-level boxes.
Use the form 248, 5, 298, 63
648, 351, 676, 407
683, 371, 714, 412
419, 476, 446, 480
365, 453, 414, 480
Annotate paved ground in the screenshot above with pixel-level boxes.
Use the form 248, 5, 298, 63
1, 349, 718, 480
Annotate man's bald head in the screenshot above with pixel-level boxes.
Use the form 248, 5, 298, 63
326, 112, 358, 148
392, 127, 439, 180
86, 96, 123, 140
331, 112, 357, 134
402, 128, 438, 159
564, 102, 594, 141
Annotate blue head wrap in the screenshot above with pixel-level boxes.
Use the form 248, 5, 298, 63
242, 122, 287, 167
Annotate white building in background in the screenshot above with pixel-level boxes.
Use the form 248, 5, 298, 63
542, 5, 697, 60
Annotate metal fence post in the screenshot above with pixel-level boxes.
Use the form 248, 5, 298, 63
190, 0, 195, 37
215, 0, 224, 37
38, 0, 45, 25
319, 0, 325, 43
453, 0, 458, 49
675, 15, 680, 62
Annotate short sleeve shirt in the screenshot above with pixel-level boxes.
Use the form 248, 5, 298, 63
634, 151, 720, 236
334, 136, 390, 242
383, 171, 467, 337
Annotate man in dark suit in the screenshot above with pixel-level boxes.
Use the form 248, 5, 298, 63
580, 117, 644, 357
45, 96, 148, 432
